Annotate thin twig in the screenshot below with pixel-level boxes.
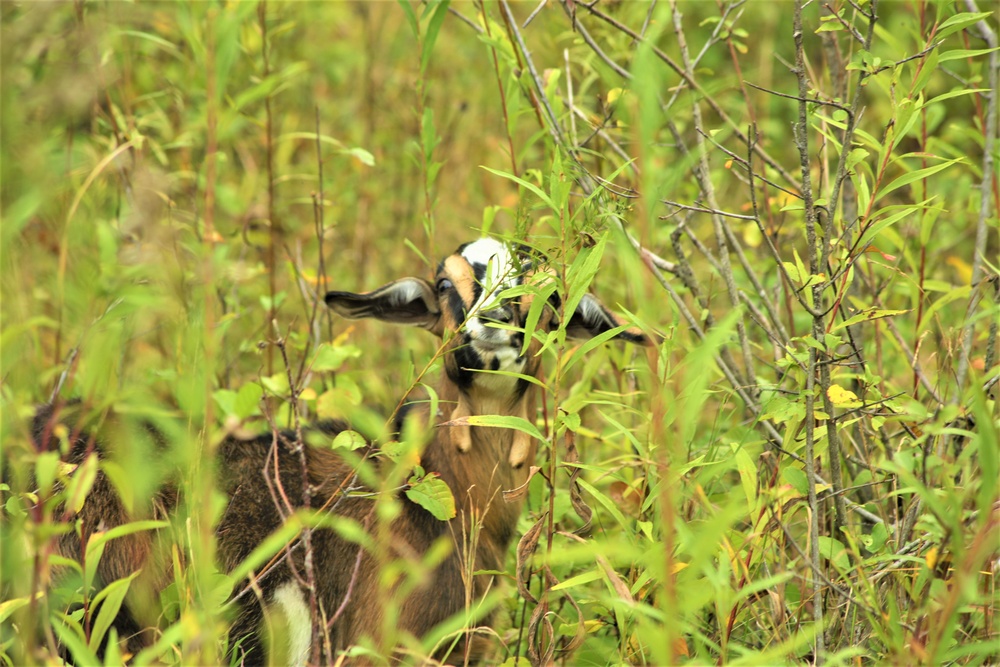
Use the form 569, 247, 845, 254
670, 1, 757, 395
793, 1, 828, 659
955, 0, 998, 397
572, 0, 803, 192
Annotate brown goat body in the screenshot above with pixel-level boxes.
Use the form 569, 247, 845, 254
32, 238, 651, 664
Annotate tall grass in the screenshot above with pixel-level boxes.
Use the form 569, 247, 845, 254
1, 1, 996, 665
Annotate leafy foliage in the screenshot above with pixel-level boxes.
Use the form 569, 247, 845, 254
1, 1, 997, 665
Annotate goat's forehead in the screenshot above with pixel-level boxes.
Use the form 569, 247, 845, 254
456, 238, 516, 279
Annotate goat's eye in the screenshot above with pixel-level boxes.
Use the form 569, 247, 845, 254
436, 278, 453, 294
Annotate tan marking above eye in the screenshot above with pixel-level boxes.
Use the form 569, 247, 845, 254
441, 254, 477, 313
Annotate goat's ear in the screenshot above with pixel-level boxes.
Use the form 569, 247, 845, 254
564, 293, 652, 345
325, 278, 441, 329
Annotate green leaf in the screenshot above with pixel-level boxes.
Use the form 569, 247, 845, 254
733, 446, 757, 514
396, 0, 418, 34
233, 382, 263, 419
405, 473, 456, 520
345, 147, 375, 166
331, 430, 367, 451
34, 451, 62, 496
831, 308, 910, 332
858, 199, 937, 248
876, 158, 962, 203
89, 571, 140, 652
550, 569, 603, 591
213, 389, 237, 417
462, 414, 545, 441
911, 49, 938, 95
818, 536, 850, 571
935, 12, 993, 40
868, 522, 889, 553
853, 170, 871, 214
312, 343, 362, 372
564, 233, 608, 323
480, 166, 556, 211
782, 466, 809, 496
64, 453, 99, 516
923, 88, 990, 107
102, 627, 122, 667
921, 286, 971, 324
971, 387, 998, 521
0, 593, 41, 624
575, 478, 629, 529
85, 521, 169, 594
421, 0, 451, 75
937, 47, 1000, 63
53, 617, 100, 666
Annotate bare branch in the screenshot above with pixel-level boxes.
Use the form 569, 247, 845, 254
955, 0, 998, 397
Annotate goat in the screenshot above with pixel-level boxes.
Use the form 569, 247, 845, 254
34, 237, 652, 664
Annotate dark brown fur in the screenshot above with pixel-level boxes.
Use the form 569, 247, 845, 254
36, 239, 651, 664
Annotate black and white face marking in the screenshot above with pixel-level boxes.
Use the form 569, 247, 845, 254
448, 238, 527, 387
325, 236, 653, 397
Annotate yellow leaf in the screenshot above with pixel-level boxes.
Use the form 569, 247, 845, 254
607, 88, 625, 105
827, 384, 861, 407
946, 256, 973, 284
742, 224, 763, 249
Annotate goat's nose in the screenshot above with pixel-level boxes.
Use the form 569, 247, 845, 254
481, 306, 513, 324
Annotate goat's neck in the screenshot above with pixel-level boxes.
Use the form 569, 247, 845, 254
419, 380, 537, 566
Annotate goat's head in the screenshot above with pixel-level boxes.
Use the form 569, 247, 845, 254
325, 238, 651, 400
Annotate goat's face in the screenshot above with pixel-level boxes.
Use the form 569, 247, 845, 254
325, 238, 650, 398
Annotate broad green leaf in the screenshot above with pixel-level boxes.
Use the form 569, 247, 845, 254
733, 446, 757, 514
64, 453, 99, 516
938, 47, 1000, 62
782, 466, 808, 496
0, 592, 41, 624
406, 473, 456, 520
34, 451, 62, 496
213, 389, 237, 417
818, 536, 850, 571
935, 12, 994, 40
421, 0, 450, 75
565, 236, 610, 337
480, 166, 556, 211
923, 88, 990, 108
52, 615, 100, 666
102, 627, 122, 667
575, 478, 629, 530
858, 198, 938, 248
396, 0, 418, 36
971, 387, 998, 521
332, 430, 367, 451
233, 382, 263, 419
312, 343, 361, 372
89, 571, 140, 652
911, 48, 938, 95
831, 308, 909, 332
875, 158, 962, 203
462, 414, 545, 441
85, 521, 169, 594
921, 286, 971, 324
853, 170, 871, 214
550, 569, 603, 591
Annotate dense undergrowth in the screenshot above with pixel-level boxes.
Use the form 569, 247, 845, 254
1, 1, 997, 665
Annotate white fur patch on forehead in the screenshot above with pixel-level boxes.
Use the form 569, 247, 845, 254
461, 238, 518, 322
460, 238, 516, 281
